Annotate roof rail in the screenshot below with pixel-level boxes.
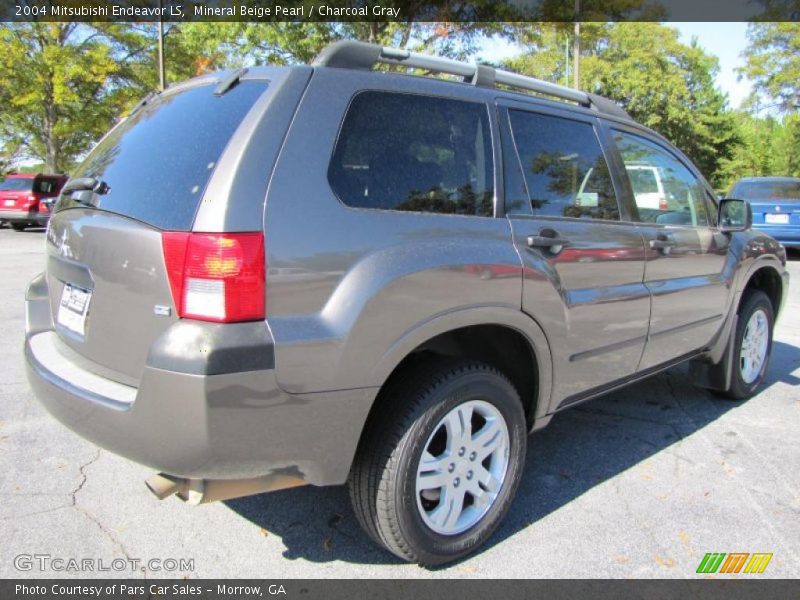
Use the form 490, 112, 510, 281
313, 40, 630, 119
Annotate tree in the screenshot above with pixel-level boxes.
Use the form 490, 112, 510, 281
153, 21, 514, 82
741, 22, 800, 113
0, 24, 151, 173
718, 113, 800, 188
507, 23, 739, 187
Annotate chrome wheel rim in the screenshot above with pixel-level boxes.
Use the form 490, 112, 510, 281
415, 399, 510, 536
740, 309, 769, 384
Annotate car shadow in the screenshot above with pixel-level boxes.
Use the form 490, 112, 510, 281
224, 338, 799, 567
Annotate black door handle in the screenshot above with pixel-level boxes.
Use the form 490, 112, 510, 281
527, 234, 571, 249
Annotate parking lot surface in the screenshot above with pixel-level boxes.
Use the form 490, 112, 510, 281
1, 226, 798, 578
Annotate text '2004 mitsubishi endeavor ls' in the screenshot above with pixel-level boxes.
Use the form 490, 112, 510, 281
25, 41, 789, 566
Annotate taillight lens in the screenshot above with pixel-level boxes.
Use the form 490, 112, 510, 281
659, 196, 668, 210
162, 232, 265, 323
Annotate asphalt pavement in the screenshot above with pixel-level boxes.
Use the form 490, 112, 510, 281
1, 226, 798, 578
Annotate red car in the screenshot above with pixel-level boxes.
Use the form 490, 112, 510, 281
0, 173, 68, 231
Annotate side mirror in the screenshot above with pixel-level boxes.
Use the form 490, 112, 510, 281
718, 198, 752, 233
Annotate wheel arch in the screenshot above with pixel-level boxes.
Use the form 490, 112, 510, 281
367, 307, 553, 432
740, 262, 785, 319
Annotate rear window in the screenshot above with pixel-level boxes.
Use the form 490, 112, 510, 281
70, 81, 267, 230
0, 178, 33, 191
732, 180, 800, 201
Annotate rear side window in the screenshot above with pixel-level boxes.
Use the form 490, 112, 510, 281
328, 91, 493, 217
71, 81, 267, 231
507, 110, 619, 221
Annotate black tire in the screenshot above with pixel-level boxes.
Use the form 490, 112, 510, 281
348, 359, 527, 566
11, 223, 26, 231
718, 290, 774, 400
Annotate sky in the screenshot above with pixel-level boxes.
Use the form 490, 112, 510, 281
480, 22, 752, 109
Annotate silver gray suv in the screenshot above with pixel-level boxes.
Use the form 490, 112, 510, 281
24, 41, 789, 565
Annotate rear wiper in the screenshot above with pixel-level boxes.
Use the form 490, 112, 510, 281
63, 177, 110, 195
61, 177, 110, 207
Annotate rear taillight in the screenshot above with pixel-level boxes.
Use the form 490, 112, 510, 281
162, 232, 265, 323
26, 194, 39, 209
659, 197, 668, 210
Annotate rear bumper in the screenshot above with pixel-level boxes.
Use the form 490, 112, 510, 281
754, 226, 800, 247
0, 209, 49, 225
24, 273, 375, 485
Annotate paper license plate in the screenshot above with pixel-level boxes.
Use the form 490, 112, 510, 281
4, 199, 14, 207
765, 213, 789, 224
57, 284, 92, 337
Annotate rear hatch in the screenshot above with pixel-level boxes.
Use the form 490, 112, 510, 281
735, 180, 800, 229
750, 199, 800, 228
45, 78, 268, 384
0, 177, 35, 213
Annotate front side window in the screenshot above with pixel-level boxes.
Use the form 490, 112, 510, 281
507, 110, 619, 221
328, 91, 493, 217
614, 131, 709, 227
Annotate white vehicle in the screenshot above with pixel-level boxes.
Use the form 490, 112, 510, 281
577, 164, 667, 210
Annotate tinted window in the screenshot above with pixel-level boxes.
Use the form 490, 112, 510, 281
508, 111, 618, 220
33, 178, 59, 194
70, 81, 267, 231
0, 178, 33, 191
614, 131, 709, 227
732, 180, 800, 201
328, 92, 493, 217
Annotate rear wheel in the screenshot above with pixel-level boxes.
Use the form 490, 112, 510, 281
348, 360, 527, 566
719, 290, 774, 400
11, 223, 26, 231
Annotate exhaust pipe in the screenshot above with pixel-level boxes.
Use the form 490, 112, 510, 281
145, 472, 306, 505
145, 473, 187, 500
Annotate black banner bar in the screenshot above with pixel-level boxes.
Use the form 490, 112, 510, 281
2, 0, 800, 23
2, 579, 800, 600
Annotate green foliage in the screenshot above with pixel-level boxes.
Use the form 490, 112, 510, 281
741, 22, 800, 113
718, 112, 800, 190
0, 24, 151, 173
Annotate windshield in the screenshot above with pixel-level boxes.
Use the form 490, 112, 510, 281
0, 178, 34, 192
70, 80, 267, 230
733, 180, 800, 201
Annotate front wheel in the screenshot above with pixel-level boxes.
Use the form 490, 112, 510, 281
348, 360, 527, 566
719, 290, 774, 400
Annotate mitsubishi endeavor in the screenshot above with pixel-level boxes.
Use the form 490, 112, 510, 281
24, 41, 789, 565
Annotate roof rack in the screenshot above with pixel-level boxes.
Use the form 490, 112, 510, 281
313, 40, 630, 119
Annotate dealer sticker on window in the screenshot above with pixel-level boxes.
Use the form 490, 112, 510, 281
57, 283, 92, 337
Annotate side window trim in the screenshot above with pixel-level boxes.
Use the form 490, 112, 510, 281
609, 123, 716, 229
497, 101, 624, 223
498, 106, 534, 216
